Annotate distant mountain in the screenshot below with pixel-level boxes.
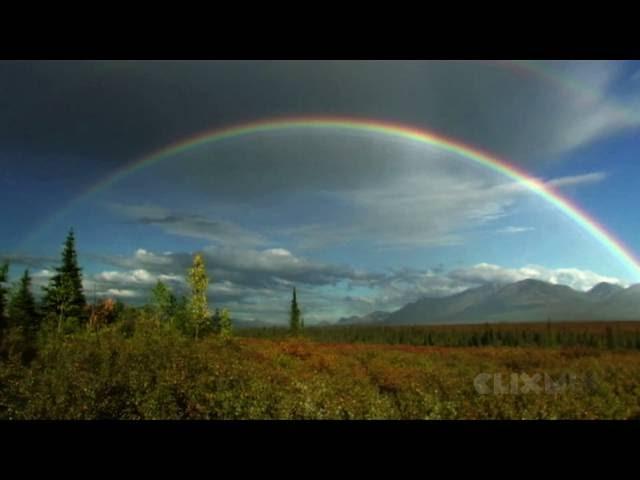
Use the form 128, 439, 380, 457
587, 282, 625, 301
338, 311, 390, 325
345, 279, 638, 326
590, 284, 640, 320
385, 283, 504, 325
231, 319, 275, 329
451, 279, 591, 324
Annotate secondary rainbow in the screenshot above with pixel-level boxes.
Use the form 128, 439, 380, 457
28, 116, 640, 280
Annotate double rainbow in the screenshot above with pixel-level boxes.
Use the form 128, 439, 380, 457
29, 116, 640, 279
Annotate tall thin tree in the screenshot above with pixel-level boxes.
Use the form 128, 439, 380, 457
8, 269, 40, 336
187, 253, 210, 340
289, 287, 302, 336
42, 229, 87, 327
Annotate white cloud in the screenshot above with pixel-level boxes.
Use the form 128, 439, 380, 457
448, 262, 627, 292
497, 226, 535, 234
95, 269, 156, 285
545, 172, 607, 189
85, 245, 631, 322
104, 289, 139, 298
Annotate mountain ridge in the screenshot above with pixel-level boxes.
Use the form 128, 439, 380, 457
338, 279, 638, 325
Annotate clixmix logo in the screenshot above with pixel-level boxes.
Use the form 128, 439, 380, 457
473, 372, 581, 395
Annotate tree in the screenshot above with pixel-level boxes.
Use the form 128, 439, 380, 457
151, 280, 177, 325
289, 287, 302, 336
8, 269, 40, 336
42, 229, 87, 327
187, 253, 210, 340
0, 262, 9, 334
49, 275, 77, 334
218, 308, 233, 339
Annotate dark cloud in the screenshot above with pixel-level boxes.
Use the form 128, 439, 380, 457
109, 204, 267, 246
0, 253, 57, 270
95, 245, 383, 292
1, 60, 635, 173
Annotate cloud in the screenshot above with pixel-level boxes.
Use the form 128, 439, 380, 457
447, 263, 627, 292
497, 226, 535, 234
104, 166, 610, 260
96, 245, 382, 294
3, 60, 638, 172
0, 254, 57, 270
278, 168, 604, 250
109, 204, 267, 246
545, 172, 607, 189
83, 245, 630, 322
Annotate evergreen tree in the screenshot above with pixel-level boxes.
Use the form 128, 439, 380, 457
0, 262, 9, 334
42, 229, 87, 326
8, 269, 40, 336
187, 253, 210, 340
289, 287, 302, 336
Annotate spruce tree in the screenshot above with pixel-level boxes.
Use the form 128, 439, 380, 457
42, 229, 87, 326
8, 269, 40, 336
187, 253, 210, 340
289, 287, 302, 336
0, 262, 9, 334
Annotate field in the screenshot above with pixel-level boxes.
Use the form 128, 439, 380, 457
2, 319, 640, 419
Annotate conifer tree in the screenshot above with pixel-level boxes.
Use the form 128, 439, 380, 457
289, 287, 302, 336
0, 262, 9, 334
8, 269, 40, 336
42, 229, 87, 325
187, 253, 210, 340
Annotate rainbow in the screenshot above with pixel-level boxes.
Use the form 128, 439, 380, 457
26, 116, 640, 279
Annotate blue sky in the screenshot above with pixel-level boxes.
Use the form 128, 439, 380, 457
2, 60, 640, 324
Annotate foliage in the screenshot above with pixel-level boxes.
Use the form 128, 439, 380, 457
289, 287, 302, 336
238, 322, 640, 351
2, 320, 640, 419
7, 269, 40, 337
151, 281, 177, 325
0, 262, 8, 335
88, 298, 122, 331
218, 308, 233, 339
187, 253, 210, 340
42, 229, 87, 328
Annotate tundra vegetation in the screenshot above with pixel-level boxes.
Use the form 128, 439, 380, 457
1, 230, 640, 420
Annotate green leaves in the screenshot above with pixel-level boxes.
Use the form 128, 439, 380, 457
151, 280, 177, 325
42, 229, 87, 328
8, 269, 39, 336
289, 287, 303, 336
0, 262, 9, 333
187, 253, 210, 340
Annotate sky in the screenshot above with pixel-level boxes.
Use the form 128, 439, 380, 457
1, 60, 640, 324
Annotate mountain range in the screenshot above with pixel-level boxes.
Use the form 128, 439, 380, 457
337, 279, 639, 325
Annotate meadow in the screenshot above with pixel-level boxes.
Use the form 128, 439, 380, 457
2, 317, 640, 420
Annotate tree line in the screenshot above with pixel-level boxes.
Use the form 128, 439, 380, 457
236, 322, 640, 350
0, 228, 307, 351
